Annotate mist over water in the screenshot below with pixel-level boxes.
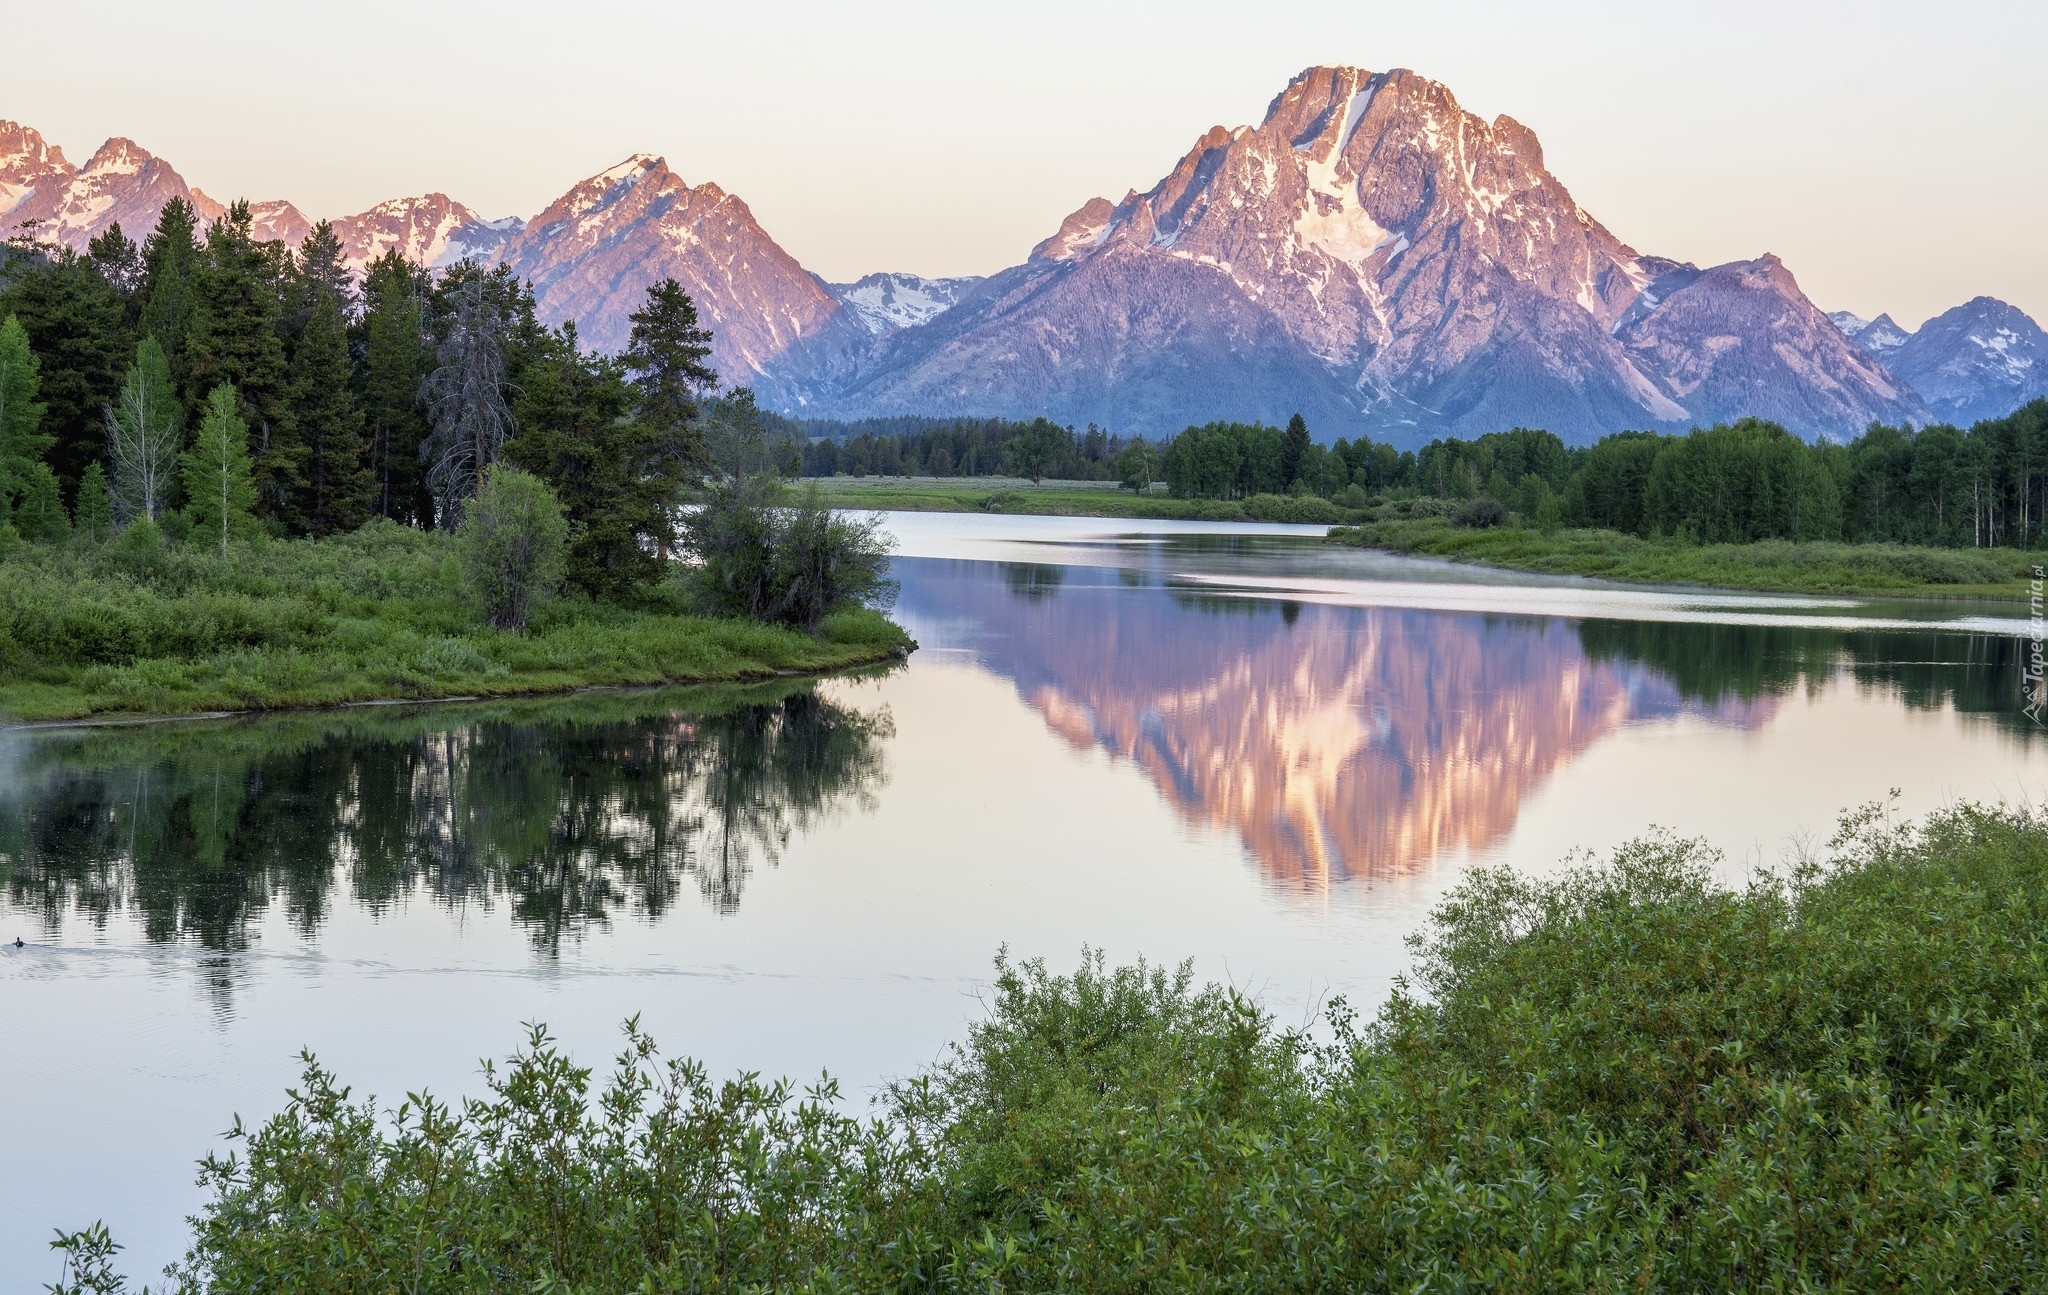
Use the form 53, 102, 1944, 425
3, 512, 2042, 1284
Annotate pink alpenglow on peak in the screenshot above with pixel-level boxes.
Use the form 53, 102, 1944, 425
1, 67, 2039, 443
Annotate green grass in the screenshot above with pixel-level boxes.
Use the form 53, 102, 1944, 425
0, 521, 912, 723
84, 798, 2048, 1291
811, 476, 1363, 524
1329, 513, 2039, 599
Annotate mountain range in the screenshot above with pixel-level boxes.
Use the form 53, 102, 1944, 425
4, 66, 2042, 446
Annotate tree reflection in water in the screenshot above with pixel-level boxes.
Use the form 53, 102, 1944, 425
0, 680, 894, 975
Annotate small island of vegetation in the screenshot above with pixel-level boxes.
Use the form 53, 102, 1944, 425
0, 206, 906, 723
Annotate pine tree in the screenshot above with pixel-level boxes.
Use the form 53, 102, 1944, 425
622, 277, 715, 470
13, 462, 69, 541
506, 326, 657, 595
289, 287, 372, 535
0, 312, 55, 542
0, 313, 50, 492
87, 222, 144, 326
360, 252, 433, 524
1281, 413, 1312, 491
74, 460, 111, 538
0, 246, 129, 499
106, 337, 185, 525
182, 383, 258, 551
139, 197, 201, 386
290, 221, 355, 322
188, 201, 296, 529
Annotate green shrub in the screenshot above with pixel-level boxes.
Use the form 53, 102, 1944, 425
681, 478, 896, 631
454, 466, 568, 633
1453, 497, 1507, 528
1243, 492, 1346, 524
73, 800, 2048, 1292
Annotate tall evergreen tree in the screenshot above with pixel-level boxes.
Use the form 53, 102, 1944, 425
1280, 412, 1312, 490
359, 251, 433, 524
182, 383, 258, 551
0, 312, 51, 529
0, 246, 129, 499
13, 462, 69, 541
139, 197, 202, 387
288, 287, 372, 535
622, 277, 715, 470
74, 461, 112, 539
105, 337, 185, 525
507, 324, 670, 596
290, 221, 355, 322
189, 201, 296, 528
87, 222, 144, 314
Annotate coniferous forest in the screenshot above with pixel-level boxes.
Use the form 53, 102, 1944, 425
0, 201, 717, 592
0, 203, 905, 721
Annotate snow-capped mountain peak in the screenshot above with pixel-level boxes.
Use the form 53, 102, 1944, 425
0, 120, 68, 174
329, 193, 524, 274
596, 154, 664, 186
1830, 310, 1911, 354
0, 96, 2040, 441
1873, 296, 2048, 423
79, 137, 158, 179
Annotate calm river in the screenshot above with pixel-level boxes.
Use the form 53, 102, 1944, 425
3, 512, 2044, 1285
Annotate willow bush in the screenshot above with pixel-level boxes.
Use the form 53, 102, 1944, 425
680, 478, 895, 632
65, 799, 2048, 1291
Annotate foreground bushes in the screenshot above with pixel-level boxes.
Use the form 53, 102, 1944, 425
69, 800, 2048, 1291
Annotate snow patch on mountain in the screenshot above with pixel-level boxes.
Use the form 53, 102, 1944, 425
1831, 310, 1911, 354
824, 273, 984, 333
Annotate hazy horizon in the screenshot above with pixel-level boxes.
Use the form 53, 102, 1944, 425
9, 0, 2043, 330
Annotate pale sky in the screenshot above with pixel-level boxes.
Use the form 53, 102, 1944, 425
10, 0, 2044, 327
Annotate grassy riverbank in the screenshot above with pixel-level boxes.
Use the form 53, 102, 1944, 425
73, 798, 2048, 1290
1329, 513, 2037, 599
0, 521, 911, 724
812, 475, 1362, 524
817, 478, 2038, 599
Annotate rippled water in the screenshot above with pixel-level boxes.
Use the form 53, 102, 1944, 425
3, 513, 2043, 1285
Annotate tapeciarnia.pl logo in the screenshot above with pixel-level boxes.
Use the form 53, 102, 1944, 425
2028, 565, 2047, 727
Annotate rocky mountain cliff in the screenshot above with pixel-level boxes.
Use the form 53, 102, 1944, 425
5, 78, 2043, 444
1, 123, 222, 246
329, 195, 523, 274
492, 154, 861, 384
795, 67, 1927, 442
1836, 297, 2047, 425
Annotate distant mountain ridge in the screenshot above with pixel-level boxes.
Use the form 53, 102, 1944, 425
1833, 298, 2048, 426
4, 71, 2042, 445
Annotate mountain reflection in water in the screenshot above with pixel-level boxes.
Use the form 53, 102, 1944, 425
2, 550, 2036, 989
897, 556, 2036, 889
0, 681, 894, 990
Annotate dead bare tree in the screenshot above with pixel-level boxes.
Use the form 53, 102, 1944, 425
420, 267, 514, 528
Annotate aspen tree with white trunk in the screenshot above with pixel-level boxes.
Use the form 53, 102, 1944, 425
105, 337, 184, 525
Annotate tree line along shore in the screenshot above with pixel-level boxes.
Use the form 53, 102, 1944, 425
794, 408, 2048, 597
0, 204, 904, 723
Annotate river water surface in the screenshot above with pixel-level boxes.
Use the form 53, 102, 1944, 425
3, 513, 2044, 1285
